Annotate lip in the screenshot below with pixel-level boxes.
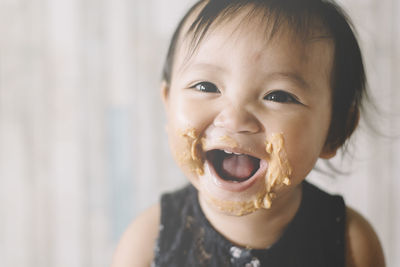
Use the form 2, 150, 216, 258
205, 154, 268, 192
204, 144, 263, 159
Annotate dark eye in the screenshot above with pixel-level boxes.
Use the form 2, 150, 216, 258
191, 82, 220, 93
264, 90, 300, 104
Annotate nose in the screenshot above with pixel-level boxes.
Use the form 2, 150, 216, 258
213, 104, 261, 134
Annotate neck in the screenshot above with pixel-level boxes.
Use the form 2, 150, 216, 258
198, 184, 303, 249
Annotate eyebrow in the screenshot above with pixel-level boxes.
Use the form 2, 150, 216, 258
178, 62, 228, 76
265, 72, 310, 90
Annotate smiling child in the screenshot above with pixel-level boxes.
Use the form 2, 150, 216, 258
112, 0, 385, 266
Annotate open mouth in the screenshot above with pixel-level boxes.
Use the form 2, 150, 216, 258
206, 149, 261, 183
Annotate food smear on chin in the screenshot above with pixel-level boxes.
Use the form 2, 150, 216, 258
202, 133, 292, 216
205, 192, 266, 216
181, 128, 205, 175
262, 133, 292, 208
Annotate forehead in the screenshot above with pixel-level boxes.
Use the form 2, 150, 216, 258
172, 7, 334, 82
179, 4, 330, 52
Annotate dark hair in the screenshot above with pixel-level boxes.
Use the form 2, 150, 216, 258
162, 0, 366, 152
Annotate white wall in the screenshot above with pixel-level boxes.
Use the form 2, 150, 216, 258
0, 0, 398, 266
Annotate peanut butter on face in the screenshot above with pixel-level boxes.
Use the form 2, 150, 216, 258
177, 129, 292, 215
262, 133, 293, 208
181, 128, 205, 175
203, 133, 293, 215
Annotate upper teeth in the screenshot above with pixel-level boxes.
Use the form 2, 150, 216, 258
224, 150, 241, 155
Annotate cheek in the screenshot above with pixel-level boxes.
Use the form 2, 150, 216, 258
166, 93, 216, 131
277, 111, 331, 181
165, 95, 215, 183
286, 133, 322, 181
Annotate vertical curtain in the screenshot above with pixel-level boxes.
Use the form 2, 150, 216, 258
0, 0, 398, 266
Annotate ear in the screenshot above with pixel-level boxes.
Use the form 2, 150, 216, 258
161, 80, 169, 107
319, 147, 337, 159
161, 81, 171, 133
319, 105, 360, 160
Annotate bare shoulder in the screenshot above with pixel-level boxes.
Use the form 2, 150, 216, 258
111, 203, 161, 267
345, 206, 385, 267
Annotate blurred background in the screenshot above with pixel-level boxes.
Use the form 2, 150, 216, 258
0, 0, 399, 266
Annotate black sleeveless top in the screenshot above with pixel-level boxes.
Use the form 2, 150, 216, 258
152, 181, 346, 267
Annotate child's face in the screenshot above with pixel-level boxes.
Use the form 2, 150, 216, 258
163, 14, 335, 215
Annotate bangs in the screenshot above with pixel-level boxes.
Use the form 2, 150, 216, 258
185, 0, 331, 57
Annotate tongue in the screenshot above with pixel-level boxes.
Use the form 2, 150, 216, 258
221, 154, 258, 180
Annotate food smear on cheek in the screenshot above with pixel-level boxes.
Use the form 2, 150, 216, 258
261, 133, 292, 209
180, 128, 205, 175
203, 133, 292, 216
